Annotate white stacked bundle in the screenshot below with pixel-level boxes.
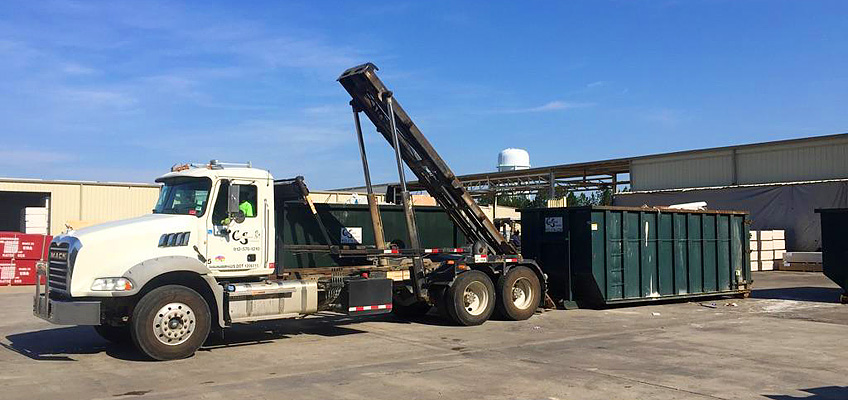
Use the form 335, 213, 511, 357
749, 231, 760, 272
758, 230, 775, 271
772, 230, 786, 270
749, 230, 787, 271
20, 207, 48, 235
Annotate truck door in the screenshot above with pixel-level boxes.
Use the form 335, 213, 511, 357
206, 180, 265, 271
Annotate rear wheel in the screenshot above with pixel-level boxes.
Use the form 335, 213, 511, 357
496, 266, 541, 321
444, 270, 495, 326
93, 325, 131, 344
131, 285, 211, 361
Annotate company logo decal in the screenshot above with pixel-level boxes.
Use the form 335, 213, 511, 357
230, 229, 261, 246
214, 255, 226, 262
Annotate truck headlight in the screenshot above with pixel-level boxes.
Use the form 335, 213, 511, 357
91, 277, 134, 291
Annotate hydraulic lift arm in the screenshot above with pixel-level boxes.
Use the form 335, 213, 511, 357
338, 63, 517, 256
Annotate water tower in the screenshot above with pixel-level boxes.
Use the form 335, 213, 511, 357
497, 148, 531, 172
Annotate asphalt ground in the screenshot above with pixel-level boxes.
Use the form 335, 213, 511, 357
1, 271, 846, 400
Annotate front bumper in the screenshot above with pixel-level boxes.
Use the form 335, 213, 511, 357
33, 264, 100, 326
33, 294, 101, 325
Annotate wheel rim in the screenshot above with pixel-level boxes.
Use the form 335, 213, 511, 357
511, 277, 534, 310
153, 302, 195, 346
462, 281, 489, 316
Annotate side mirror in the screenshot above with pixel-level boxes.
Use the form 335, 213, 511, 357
227, 184, 245, 223
227, 184, 240, 213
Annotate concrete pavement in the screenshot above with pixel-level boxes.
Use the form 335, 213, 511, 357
1, 271, 845, 400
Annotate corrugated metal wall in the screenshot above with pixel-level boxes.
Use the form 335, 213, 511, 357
736, 136, 848, 184
0, 180, 160, 235
631, 135, 848, 191
631, 150, 734, 190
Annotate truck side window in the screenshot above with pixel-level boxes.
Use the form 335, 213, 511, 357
211, 182, 257, 224
238, 185, 257, 218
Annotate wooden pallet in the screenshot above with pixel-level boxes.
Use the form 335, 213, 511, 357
778, 262, 823, 272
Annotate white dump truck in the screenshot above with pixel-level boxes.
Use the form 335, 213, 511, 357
34, 64, 547, 360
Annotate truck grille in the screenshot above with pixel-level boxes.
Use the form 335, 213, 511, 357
48, 243, 70, 292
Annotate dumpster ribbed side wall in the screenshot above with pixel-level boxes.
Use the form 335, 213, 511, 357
277, 203, 466, 269
521, 206, 751, 306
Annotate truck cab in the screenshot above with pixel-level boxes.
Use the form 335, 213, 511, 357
34, 161, 312, 360
156, 162, 276, 278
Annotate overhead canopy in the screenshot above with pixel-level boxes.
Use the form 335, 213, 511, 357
403, 157, 633, 196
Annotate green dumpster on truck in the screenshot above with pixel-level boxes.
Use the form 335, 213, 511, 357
276, 201, 467, 269
521, 206, 752, 307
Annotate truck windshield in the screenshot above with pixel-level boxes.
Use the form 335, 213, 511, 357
153, 177, 212, 216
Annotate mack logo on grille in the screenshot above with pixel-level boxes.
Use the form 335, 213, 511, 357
50, 251, 68, 260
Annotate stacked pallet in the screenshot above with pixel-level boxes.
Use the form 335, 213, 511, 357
749, 230, 786, 271
780, 252, 823, 272
20, 207, 49, 235
0, 232, 51, 286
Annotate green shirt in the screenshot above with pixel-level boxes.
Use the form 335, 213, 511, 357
239, 200, 254, 217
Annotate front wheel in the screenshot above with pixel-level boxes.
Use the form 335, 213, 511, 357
444, 270, 495, 326
496, 266, 541, 321
131, 285, 211, 361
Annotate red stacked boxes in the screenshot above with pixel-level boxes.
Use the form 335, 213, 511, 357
0, 232, 52, 286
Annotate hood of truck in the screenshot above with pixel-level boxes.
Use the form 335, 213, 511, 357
65, 214, 203, 297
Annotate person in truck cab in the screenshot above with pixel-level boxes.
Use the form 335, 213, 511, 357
214, 184, 256, 225
238, 188, 255, 218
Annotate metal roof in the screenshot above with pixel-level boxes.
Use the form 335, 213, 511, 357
0, 177, 159, 188
335, 132, 848, 196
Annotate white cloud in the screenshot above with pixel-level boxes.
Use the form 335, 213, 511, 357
0, 149, 77, 166
0, 40, 42, 68
0, 2, 379, 185
57, 88, 138, 109
230, 38, 364, 72
503, 100, 596, 114
587, 80, 609, 88
236, 119, 352, 147
302, 105, 351, 116
641, 108, 687, 127
62, 62, 97, 75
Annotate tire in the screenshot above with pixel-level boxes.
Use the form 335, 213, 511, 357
130, 285, 211, 361
444, 270, 496, 326
392, 301, 432, 318
430, 286, 451, 319
93, 325, 131, 344
496, 266, 542, 321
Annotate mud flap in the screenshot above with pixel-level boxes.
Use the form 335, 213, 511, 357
343, 278, 393, 316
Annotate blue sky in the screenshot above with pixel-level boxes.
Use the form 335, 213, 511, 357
1, 1, 846, 189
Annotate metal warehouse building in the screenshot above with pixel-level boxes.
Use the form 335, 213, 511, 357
626, 133, 848, 191
0, 178, 161, 235
433, 133, 848, 252
613, 133, 848, 251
